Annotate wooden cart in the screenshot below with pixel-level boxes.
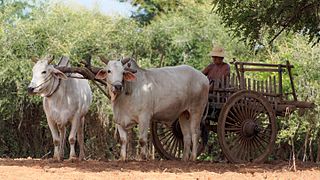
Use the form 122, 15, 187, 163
56, 57, 315, 163
151, 60, 315, 163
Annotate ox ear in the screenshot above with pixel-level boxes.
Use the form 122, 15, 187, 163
95, 69, 108, 79
52, 68, 68, 80
124, 71, 136, 81
31, 56, 39, 63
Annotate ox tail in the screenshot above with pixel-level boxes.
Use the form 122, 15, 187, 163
200, 102, 209, 146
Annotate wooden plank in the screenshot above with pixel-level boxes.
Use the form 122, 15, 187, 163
273, 76, 277, 94
265, 79, 270, 101
253, 80, 257, 92
278, 65, 283, 100
234, 63, 241, 88
231, 73, 235, 88
257, 81, 260, 92
226, 75, 230, 88
269, 76, 273, 93
248, 78, 251, 91
235, 74, 239, 89
240, 63, 245, 89
234, 61, 294, 68
268, 76, 273, 102
265, 80, 268, 93
286, 61, 297, 101
261, 81, 264, 93
244, 78, 247, 90
242, 68, 279, 72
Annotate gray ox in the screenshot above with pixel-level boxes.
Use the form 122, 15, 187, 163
28, 56, 92, 161
95, 58, 209, 161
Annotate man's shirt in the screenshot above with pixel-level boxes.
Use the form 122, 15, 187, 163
202, 62, 230, 81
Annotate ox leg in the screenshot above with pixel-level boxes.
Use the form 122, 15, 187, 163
68, 116, 80, 161
190, 113, 201, 161
47, 119, 61, 161
138, 115, 150, 160
77, 116, 85, 161
58, 125, 66, 161
179, 113, 192, 161
117, 125, 128, 161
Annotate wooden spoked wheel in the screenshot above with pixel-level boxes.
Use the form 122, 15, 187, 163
151, 119, 205, 160
151, 120, 184, 160
217, 90, 277, 163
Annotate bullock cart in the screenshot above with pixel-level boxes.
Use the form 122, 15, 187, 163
56, 57, 314, 163
151, 60, 315, 163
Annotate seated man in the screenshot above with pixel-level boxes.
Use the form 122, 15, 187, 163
202, 46, 230, 90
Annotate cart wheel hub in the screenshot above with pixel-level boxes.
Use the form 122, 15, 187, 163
242, 120, 259, 137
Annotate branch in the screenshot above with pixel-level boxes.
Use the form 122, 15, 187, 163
269, 2, 319, 44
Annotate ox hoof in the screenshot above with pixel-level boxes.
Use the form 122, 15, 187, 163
79, 153, 85, 161
78, 156, 85, 161
182, 156, 189, 162
138, 155, 148, 161
67, 156, 79, 163
117, 158, 127, 162
190, 156, 197, 161
48, 158, 63, 163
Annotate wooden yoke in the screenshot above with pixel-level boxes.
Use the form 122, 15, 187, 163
55, 56, 111, 99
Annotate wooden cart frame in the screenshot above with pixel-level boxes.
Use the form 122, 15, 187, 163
151, 60, 314, 163
56, 57, 314, 163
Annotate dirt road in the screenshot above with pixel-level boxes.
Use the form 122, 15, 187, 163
0, 158, 319, 179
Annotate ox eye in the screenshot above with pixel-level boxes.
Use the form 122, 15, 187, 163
41, 71, 46, 74
107, 70, 111, 73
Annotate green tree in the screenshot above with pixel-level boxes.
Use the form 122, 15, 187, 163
121, 0, 206, 24
212, 0, 320, 46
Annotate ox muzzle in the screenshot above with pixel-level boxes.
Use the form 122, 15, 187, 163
27, 81, 44, 95
27, 82, 38, 95
111, 82, 123, 94
27, 86, 36, 95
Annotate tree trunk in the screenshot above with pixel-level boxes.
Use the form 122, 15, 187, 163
317, 131, 320, 163
303, 129, 310, 162
158, 53, 165, 68
291, 137, 297, 172
309, 137, 314, 162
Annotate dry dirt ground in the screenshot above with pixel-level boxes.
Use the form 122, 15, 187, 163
0, 158, 320, 180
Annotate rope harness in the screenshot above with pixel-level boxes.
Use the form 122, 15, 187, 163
34, 74, 61, 98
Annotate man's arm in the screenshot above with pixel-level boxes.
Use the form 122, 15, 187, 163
224, 64, 230, 77
202, 64, 211, 76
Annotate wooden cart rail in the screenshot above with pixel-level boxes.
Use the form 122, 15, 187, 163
231, 60, 297, 100
210, 60, 314, 115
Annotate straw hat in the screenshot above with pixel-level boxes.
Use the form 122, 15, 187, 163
209, 46, 225, 57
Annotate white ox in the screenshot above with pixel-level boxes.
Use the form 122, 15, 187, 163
95, 59, 209, 161
28, 56, 92, 161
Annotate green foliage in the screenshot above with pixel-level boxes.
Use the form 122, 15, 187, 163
212, 0, 320, 46
121, 0, 184, 24
133, 2, 252, 69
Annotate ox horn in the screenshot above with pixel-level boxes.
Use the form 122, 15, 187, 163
121, 57, 131, 65
31, 56, 39, 63
99, 55, 109, 65
45, 55, 55, 64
